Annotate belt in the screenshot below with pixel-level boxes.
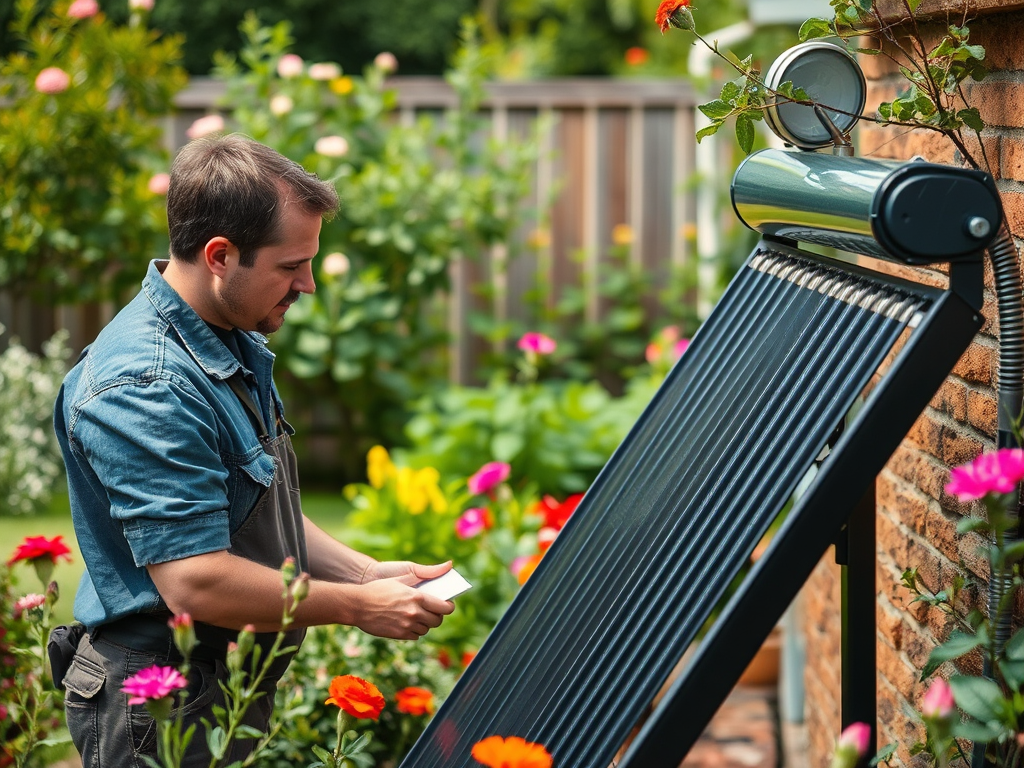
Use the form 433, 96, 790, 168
90, 612, 232, 661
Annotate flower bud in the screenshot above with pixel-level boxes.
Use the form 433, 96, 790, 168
290, 572, 311, 603
226, 641, 243, 673
281, 557, 297, 588
921, 678, 955, 719
168, 614, 196, 658
45, 581, 59, 607
235, 624, 256, 662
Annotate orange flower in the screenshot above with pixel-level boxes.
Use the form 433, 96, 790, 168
655, 0, 693, 33
515, 554, 543, 585
325, 675, 385, 720
396, 686, 435, 716
624, 47, 649, 67
472, 735, 553, 768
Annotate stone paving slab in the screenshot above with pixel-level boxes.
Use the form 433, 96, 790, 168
680, 686, 779, 768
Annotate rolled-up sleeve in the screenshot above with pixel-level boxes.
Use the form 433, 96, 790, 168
72, 377, 232, 566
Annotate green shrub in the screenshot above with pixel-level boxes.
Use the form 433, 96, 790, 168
0, 327, 70, 516
0, 0, 187, 303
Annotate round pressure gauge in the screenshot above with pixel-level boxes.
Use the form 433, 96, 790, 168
763, 41, 867, 150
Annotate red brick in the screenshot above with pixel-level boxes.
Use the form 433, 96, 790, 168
963, 79, 1024, 130
951, 342, 996, 387
966, 388, 997, 437
929, 378, 968, 423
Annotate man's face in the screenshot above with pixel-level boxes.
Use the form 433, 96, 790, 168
219, 200, 321, 334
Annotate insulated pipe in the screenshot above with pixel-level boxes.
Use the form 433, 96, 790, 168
973, 221, 1023, 768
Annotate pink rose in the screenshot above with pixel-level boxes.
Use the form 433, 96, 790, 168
374, 52, 398, 74
121, 665, 187, 705
921, 678, 955, 719
314, 135, 349, 158
147, 173, 170, 195
945, 448, 1024, 501
308, 62, 341, 81
35, 67, 70, 95
517, 332, 556, 356
129, 0, 154, 10
67, 0, 98, 18
186, 114, 225, 139
830, 722, 872, 768
455, 508, 490, 539
277, 54, 304, 79
467, 462, 511, 495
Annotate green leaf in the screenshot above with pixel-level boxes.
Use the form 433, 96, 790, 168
958, 107, 985, 132
922, 631, 983, 678
735, 113, 755, 154
311, 744, 334, 765
799, 17, 832, 42
949, 675, 1006, 723
699, 99, 734, 120
1005, 627, 1024, 661
720, 80, 742, 102
998, 658, 1024, 691
206, 726, 227, 759
870, 743, 898, 766
907, 0, 923, 10
234, 725, 266, 740
957, 516, 989, 534
696, 122, 722, 143
952, 719, 1004, 743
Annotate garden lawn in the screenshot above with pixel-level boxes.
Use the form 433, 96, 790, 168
2, 490, 354, 625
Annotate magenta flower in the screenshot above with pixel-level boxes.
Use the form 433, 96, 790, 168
517, 332, 556, 356
945, 448, 1024, 501
673, 338, 690, 359
837, 721, 871, 755
921, 678, 955, 718
455, 508, 490, 539
468, 462, 511, 495
13, 594, 46, 618
35, 67, 69, 95
122, 665, 187, 705
67, 0, 98, 18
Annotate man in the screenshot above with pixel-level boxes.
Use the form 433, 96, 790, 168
52, 133, 454, 767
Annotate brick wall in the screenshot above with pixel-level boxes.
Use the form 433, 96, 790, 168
800, 3, 1024, 765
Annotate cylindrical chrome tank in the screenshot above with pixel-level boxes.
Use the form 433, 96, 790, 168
731, 148, 1001, 263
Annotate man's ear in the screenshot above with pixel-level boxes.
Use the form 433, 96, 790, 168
203, 236, 238, 278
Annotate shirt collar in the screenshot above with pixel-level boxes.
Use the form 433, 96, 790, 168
142, 259, 271, 381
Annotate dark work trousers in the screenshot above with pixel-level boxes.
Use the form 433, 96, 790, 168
61, 377, 308, 768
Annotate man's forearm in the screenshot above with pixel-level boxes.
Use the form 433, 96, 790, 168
303, 515, 377, 583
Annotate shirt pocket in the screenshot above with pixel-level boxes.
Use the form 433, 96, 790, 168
224, 448, 276, 531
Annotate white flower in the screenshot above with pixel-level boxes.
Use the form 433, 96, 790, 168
314, 135, 349, 158
277, 54, 304, 79
269, 94, 294, 116
308, 62, 341, 81
374, 52, 398, 74
321, 252, 350, 276
186, 114, 225, 139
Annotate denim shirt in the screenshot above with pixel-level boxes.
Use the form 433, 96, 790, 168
54, 260, 291, 628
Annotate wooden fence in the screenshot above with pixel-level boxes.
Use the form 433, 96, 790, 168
2, 76, 708, 381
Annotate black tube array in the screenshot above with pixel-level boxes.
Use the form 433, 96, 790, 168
401, 246, 928, 768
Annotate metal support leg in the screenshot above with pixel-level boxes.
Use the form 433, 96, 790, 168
837, 482, 877, 763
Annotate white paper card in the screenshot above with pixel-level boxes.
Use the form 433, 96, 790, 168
415, 568, 472, 600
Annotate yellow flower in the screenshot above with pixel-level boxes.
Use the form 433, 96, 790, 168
367, 445, 396, 490
330, 76, 354, 95
395, 466, 447, 514
611, 223, 633, 246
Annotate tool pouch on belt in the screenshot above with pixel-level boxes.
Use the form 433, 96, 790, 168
47, 623, 87, 691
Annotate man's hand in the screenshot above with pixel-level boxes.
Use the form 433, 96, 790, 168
355, 561, 455, 640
